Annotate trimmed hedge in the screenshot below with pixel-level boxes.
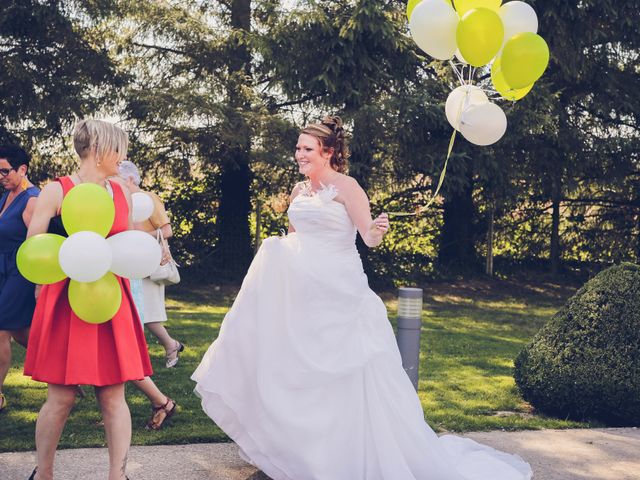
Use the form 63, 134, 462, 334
514, 263, 640, 425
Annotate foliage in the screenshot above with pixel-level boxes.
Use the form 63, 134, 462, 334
1, 1, 640, 281
0, 0, 122, 181
514, 263, 640, 425
0, 281, 588, 452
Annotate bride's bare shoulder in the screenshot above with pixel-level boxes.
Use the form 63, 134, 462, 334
334, 174, 364, 198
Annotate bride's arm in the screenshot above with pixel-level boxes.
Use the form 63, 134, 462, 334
341, 177, 389, 248
288, 182, 303, 233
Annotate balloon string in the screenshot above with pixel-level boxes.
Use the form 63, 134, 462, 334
450, 60, 466, 86
388, 126, 459, 218
387, 63, 469, 218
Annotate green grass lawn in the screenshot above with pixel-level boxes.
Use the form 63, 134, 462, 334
0, 278, 591, 452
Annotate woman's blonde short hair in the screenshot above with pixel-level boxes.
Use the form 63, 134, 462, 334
73, 119, 128, 161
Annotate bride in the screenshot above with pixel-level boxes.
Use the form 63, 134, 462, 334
192, 117, 532, 480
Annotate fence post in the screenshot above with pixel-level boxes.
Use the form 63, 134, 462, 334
396, 287, 423, 390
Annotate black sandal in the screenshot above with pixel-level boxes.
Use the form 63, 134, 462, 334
28, 467, 36, 480
145, 397, 177, 430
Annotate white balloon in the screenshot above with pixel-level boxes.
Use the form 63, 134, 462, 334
500, 1, 538, 45
108, 230, 162, 279
59, 231, 113, 283
131, 192, 154, 223
409, 0, 459, 61
445, 85, 488, 130
460, 102, 508, 146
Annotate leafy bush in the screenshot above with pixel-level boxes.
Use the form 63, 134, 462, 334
514, 263, 640, 425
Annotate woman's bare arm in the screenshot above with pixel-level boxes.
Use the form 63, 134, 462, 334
340, 177, 389, 248
22, 196, 38, 228
26, 182, 63, 238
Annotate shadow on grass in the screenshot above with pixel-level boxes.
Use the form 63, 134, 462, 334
1, 279, 588, 452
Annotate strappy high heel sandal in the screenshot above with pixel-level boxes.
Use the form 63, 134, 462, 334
165, 341, 184, 368
28, 467, 36, 480
145, 397, 177, 430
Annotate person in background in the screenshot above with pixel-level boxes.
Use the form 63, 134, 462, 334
0, 145, 39, 413
117, 160, 178, 430
118, 160, 183, 368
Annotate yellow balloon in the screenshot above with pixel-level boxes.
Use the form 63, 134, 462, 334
68, 273, 122, 324
16, 234, 67, 284
407, 0, 453, 20
61, 183, 115, 238
456, 8, 504, 67
454, 0, 502, 16
491, 57, 533, 101
501, 32, 549, 89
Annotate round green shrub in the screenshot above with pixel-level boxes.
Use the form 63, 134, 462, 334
514, 263, 640, 425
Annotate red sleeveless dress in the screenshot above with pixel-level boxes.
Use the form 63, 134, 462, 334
24, 177, 153, 386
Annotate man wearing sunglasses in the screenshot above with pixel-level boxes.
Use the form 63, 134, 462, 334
0, 145, 39, 412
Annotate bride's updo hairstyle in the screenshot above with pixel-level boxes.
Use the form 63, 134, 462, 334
300, 116, 349, 173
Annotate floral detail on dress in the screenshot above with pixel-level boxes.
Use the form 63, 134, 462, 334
316, 182, 338, 203
298, 180, 338, 204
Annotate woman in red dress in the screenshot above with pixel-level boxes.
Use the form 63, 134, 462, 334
24, 119, 152, 480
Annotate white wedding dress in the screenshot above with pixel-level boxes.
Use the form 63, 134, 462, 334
192, 183, 533, 480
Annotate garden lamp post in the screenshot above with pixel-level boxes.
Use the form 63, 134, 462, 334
396, 287, 423, 390
396, 287, 422, 390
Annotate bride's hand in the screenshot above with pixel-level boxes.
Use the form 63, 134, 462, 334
370, 213, 390, 240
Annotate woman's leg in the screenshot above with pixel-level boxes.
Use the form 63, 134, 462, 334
131, 377, 176, 429
95, 383, 131, 480
0, 327, 30, 410
0, 330, 11, 408
11, 326, 30, 348
131, 376, 169, 407
145, 322, 183, 367
145, 321, 175, 353
34, 384, 77, 480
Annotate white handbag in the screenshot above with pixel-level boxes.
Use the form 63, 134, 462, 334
149, 229, 181, 285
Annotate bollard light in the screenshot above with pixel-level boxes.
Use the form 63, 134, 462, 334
396, 287, 423, 390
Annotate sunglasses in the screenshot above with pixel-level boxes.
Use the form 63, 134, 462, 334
0, 168, 14, 177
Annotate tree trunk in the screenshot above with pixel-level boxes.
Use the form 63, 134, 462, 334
350, 111, 376, 277
636, 212, 640, 263
485, 204, 494, 276
550, 177, 561, 275
214, 0, 253, 280
349, 111, 374, 192
438, 163, 476, 273
254, 197, 262, 255
216, 152, 253, 279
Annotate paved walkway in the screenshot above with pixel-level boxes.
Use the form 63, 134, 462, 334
1, 428, 639, 480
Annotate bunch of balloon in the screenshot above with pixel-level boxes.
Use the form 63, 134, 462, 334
408, 0, 549, 146
17, 184, 161, 324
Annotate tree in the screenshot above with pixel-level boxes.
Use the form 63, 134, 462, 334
0, 0, 121, 180
526, 0, 640, 272
105, 1, 300, 279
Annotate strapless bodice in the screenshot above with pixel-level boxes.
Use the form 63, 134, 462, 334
287, 183, 357, 254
